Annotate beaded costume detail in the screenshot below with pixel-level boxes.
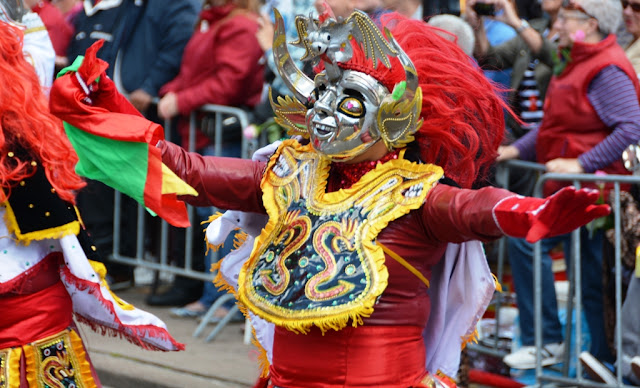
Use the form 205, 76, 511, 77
237, 140, 443, 333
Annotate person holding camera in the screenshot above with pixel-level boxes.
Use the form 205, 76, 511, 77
497, 0, 640, 371
466, 0, 561, 140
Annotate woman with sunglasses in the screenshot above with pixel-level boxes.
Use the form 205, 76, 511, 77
498, 0, 640, 371
466, 0, 562, 201
466, 0, 561, 140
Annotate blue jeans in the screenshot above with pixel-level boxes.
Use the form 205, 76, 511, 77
507, 227, 613, 362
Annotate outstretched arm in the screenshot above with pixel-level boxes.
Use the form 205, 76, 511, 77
159, 141, 267, 214
423, 185, 609, 243
492, 186, 609, 242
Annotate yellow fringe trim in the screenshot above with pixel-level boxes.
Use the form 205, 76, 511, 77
251, 330, 271, 378
460, 328, 479, 350
436, 370, 457, 386
210, 250, 271, 377
23, 343, 36, 388
202, 212, 224, 255
237, 140, 443, 334
211, 261, 237, 295
492, 273, 503, 293
201, 211, 224, 226
378, 241, 429, 288
68, 329, 99, 388
233, 231, 248, 249
88, 260, 134, 310
3, 201, 79, 246
0, 347, 22, 388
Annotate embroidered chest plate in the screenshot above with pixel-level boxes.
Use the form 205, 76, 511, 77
237, 141, 443, 333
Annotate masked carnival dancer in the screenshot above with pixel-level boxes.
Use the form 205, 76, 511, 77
0, 19, 184, 388
50, 8, 610, 388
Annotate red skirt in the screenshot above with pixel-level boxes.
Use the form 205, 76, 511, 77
270, 325, 430, 387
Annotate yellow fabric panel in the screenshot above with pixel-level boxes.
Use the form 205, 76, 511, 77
161, 163, 197, 196
88, 260, 134, 311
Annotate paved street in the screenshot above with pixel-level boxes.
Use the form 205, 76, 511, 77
83, 285, 260, 388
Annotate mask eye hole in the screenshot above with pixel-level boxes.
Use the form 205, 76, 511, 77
311, 83, 327, 105
338, 97, 364, 118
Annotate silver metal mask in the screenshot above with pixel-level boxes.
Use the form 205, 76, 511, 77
270, 8, 423, 161
306, 70, 388, 160
0, 0, 27, 27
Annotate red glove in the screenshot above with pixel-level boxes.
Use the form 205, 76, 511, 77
492, 186, 610, 243
73, 39, 142, 117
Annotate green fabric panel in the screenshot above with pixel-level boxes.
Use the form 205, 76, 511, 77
57, 55, 83, 78
64, 123, 147, 205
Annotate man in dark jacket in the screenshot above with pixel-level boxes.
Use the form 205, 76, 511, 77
67, 0, 199, 114
65, 0, 202, 305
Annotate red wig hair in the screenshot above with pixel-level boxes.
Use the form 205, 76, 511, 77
339, 13, 507, 188
0, 23, 85, 203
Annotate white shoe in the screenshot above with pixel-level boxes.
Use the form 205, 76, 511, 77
503, 342, 564, 369
580, 351, 617, 385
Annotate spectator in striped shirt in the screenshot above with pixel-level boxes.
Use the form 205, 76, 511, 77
466, 0, 561, 196
497, 0, 640, 370
579, 2, 640, 383
468, 0, 560, 141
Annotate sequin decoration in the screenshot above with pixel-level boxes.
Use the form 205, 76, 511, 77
0, 349, 7, 388
239, 140, 443, 333
35, 332, 83, 388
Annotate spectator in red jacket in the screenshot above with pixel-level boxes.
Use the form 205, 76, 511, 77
51, 0, 82, 24
155, 0, 264, 315
157, 0, 265, 154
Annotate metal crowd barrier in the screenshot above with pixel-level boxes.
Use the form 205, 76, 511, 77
474, 159, 640, 388
109, 103, 269, 344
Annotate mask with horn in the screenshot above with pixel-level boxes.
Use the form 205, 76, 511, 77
270, 7, 423, 161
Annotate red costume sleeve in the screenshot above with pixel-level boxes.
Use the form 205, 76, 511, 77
421, 184, 513, 243
421, 184, 610, 244
159, 140, 266, 212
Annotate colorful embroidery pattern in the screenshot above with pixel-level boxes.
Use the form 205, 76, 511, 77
33, 331, 84, 388
0, 349, 7, 388
238, 140, 443, 333
0, 347, 21, 388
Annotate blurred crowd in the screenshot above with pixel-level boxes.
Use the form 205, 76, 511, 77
18, 0, 640, 385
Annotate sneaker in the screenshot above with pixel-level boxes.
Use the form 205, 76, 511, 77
169, 306, 206, 318
631, 356, 640, 381
169, 301, 208, 318
503, 342, 564, 369
580, 351, 617, 385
